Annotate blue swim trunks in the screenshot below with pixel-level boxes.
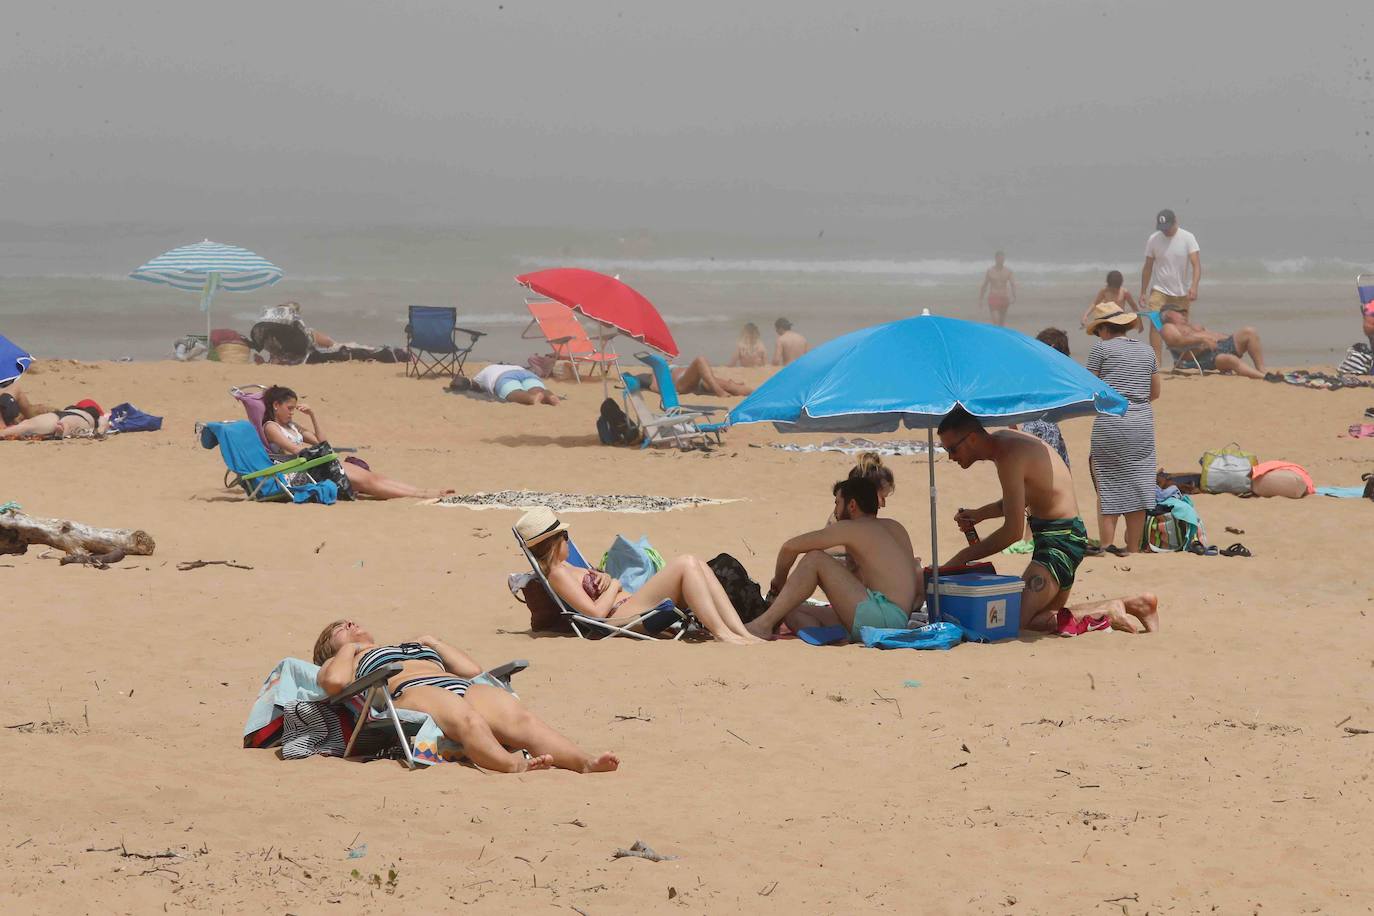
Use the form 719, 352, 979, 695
850, 589, 910, 640
494, 369, 546, 401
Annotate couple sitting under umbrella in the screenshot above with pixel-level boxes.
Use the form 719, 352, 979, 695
744, 408, 1159, 639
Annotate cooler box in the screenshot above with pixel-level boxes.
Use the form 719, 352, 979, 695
927, 573, 1022, 641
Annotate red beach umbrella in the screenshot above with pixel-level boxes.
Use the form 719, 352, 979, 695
515, 268, 679, 358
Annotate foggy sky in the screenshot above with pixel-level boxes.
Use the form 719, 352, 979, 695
4, 1, 1372, 256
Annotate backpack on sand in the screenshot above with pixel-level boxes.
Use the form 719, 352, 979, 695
597, 398, 640, 446
708, 553, 768, 624
1199, 443, 1257, 495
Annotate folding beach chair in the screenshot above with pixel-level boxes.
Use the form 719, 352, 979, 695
335, 659, 528, 769
1142, 310, 1208, 374
618, 374, 718, 450
405, 306, 486, 380
509, 527, 690, 640
244, 656, 527, 770
635, 352, 728, 444
198, 420, 342, 502
521, 299, 621, 382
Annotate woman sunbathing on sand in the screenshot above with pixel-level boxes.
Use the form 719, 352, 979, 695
0, 398, 109, 439
260, 385, 453, 500
314, 620, 618, 774
517, 506, 764, 645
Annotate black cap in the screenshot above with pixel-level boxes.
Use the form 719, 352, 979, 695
1156, 209, 1177, 231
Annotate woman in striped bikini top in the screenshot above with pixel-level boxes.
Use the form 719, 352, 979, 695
311, 619, 620, 776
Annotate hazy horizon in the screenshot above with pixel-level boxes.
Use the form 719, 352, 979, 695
3, 2, 1372, 258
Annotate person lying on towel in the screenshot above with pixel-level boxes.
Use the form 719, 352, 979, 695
314, 620, 619, 774
453, 364, 561, 406
0, 398, 108, 439
936, 407, 1159, 636
746, 477, 922, 641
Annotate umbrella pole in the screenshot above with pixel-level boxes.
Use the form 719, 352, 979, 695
927, 427, 940, 624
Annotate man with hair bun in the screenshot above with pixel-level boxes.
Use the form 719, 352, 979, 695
747, 477, 921, 641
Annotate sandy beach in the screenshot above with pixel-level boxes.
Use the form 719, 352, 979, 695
1, 356, 1371, 913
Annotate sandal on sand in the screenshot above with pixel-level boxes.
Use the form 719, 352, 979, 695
1186, 541, 1219, 556
1055, 609, 1111, 637
1104, 545, 1129, 557
1220, 543, 1252, 558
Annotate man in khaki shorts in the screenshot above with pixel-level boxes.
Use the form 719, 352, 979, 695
1139, 209, 1201, 365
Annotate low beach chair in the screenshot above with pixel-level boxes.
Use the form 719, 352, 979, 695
521, 299, 620, 382
244, 656, 527, 770
335, 659, 527, 769
199, 419, 341, 502
635, 352, 728, 443
405, 306, 485, 380
509, 527, 689, 640
619, 374, 718, 450
1141, 310, 1207, 374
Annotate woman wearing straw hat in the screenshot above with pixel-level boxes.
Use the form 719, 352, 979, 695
517, 507, 764, 645
1084, 303, 1161, 555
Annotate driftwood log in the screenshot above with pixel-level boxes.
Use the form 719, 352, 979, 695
0, 511, 155, 557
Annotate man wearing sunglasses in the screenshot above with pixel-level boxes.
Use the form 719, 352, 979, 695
936, 407, 1159, 636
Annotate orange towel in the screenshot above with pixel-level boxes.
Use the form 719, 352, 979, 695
1252, 461, 1315, 495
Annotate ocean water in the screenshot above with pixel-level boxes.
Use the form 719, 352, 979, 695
0, 223, 1366, 367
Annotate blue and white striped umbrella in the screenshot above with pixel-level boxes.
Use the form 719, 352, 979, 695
130, 240, 284, 339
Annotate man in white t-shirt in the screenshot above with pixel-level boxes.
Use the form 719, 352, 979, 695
1139, 209, 1201, 364
454, 364, 560, 406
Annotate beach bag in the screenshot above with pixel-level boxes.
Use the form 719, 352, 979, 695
600, 535, 665, 592
108, 402, 163, 433
299, 442, 356, 500
1338, 342, 1373, 376
1140, 495, 1202, 552
597, 398, 640, 446
708, 553, 768, 624
1199, 443, 1257, 494
1364, 472, 1374, 502
523, 579, 573, 634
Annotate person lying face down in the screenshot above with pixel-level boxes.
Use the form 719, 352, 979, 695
1158, 311, 1268, 379
746, 477, 922, 642
457, 364, 561, 406
517, 506, 764, 645
0, 398, 108, 439
936, 407, 1160, 637
312, 620, 618, 774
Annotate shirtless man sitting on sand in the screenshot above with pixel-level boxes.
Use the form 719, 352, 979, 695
936, 407, 1158, 635
1158, 310, 1267, 379
773, 318, 809, 366
747, 477, 921, 640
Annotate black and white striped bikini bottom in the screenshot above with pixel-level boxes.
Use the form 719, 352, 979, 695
391, 675, 471, 700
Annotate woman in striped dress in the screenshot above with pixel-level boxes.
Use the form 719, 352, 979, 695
1084, 303, 1161, 554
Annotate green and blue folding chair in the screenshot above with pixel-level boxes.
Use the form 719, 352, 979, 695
199, 420, 341, 502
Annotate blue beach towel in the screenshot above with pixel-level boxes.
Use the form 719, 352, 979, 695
108, 402, 163, 433
199, 419, 337, 504
859, 621, 966, 650
1316, 486, 1365, 499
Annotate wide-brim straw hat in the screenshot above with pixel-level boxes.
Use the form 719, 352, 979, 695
1084, 302, 1143, 335
515, 506, 569, 547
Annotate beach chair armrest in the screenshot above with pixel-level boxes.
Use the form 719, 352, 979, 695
481, 659, 529, 683
548, 335, 575, 346
673, 403, 722, 416
456, 327, 486, 341
238, 451, 340, 482
329, 663, 403, 704
636, 415, 705, 432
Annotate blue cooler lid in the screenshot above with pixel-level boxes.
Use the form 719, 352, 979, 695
928, 572, 1023, 597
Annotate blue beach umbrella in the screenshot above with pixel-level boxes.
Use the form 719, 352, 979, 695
728, 312, 1128, 618
130, 240, 284, 340
1, 335, 32, 389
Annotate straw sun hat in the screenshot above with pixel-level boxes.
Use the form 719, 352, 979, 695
1084, 302, 1143, 335
515, 506, 569, 547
